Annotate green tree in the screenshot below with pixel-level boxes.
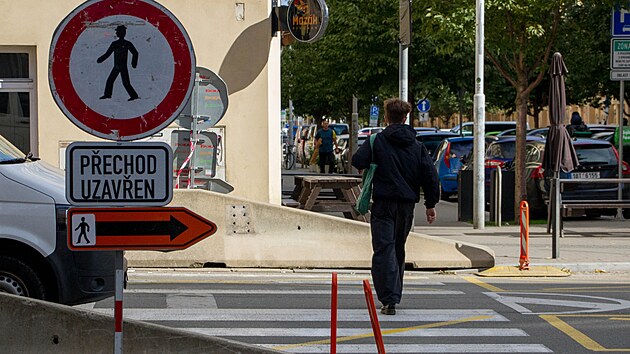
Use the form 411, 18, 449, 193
419, 0, 577, 220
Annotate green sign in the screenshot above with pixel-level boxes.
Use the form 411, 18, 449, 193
614, 126, 630, 145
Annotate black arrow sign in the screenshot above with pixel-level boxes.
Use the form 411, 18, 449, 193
95, 216, 188, 241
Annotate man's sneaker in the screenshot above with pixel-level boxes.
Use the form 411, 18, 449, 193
380, 304, 396, 315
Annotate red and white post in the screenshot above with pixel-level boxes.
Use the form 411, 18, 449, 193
114, 251, 124, 353
330, 272, 338, 354
519, 201, 530, 271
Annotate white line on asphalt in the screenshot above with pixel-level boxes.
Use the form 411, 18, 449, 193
124, 289, 463, 295
129, 279, 445, 286
485, 291, 630, 314
87, 309, 508, 322
260, 343, 552, 353
166, 294, 217, 309
186, 327, 528, 337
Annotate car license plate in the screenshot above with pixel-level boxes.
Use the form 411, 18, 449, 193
571, 171, 600, 179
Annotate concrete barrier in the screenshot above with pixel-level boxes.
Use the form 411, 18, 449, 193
0, 292, 280, 353
126, 189, 495, 269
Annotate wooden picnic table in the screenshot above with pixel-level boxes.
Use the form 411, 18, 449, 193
288, 175, 368, 222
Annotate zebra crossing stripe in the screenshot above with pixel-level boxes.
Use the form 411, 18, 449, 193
123, 289, 464, 295
187, 327, 527, 337
261, 343, 552, 353
89, 309, 508, 322
271, 315, 494, 351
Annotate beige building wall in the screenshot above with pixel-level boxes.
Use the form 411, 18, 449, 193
0, 0, 281, 204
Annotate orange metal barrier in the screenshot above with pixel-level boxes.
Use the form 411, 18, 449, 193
362, 280, 386, 354
519, 201, 530, 270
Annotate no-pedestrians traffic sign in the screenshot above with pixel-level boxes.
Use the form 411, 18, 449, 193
49, 0, 196, 141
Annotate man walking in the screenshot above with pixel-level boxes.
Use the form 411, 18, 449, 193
352, 98, 439, 315
314, 119, 340, 173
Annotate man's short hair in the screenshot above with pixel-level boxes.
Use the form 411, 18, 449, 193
384, 98, 412, 123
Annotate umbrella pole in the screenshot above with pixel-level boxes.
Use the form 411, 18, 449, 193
551, 171, 561, 258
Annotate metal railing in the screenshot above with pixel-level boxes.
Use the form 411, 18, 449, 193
550, 177, 629, 258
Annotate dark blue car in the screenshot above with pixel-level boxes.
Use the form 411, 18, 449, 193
433, 136, 473, 200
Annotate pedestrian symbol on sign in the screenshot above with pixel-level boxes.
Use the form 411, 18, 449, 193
97, 25, 140, 101
72, 214, 96, 247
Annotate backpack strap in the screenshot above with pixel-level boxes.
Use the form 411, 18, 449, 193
369, 133, 377, 157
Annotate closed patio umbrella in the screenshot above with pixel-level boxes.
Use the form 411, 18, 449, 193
542, 52, 578, 174
542, 52, 578, 258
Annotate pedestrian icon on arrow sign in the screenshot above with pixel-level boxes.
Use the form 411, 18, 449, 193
71, 214, 96, 247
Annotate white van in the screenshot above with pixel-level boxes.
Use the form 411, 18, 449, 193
0, 134, 116, 305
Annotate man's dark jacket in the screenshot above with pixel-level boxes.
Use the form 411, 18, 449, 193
352, 124, 439, 208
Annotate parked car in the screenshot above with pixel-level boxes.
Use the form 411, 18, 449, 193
511, 138, 630, 218
496, 127, 550, 138
334, 134, 350, 174
433, 136, 474, 200
357, 127, 383, 146
451, 121, 527, 136
415, 131, 459, 158
461, 136, 546, 203
358, 127, 383, 138
0, 134, 118, 305
413, 127, 438, 133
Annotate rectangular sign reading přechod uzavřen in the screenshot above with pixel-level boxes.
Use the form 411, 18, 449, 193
66, 142, 173, 206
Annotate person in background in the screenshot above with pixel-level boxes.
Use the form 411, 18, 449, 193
351, 98, 439, 315
567, 112, 589, 137
314, 119, 340, 173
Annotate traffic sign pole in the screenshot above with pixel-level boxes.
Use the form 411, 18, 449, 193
114, 251, 124, 354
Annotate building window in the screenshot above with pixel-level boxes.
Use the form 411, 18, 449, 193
0, 49, 35, 154
0, 53, 29, 79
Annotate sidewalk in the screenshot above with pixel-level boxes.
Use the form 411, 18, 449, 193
417, 218, 630, 273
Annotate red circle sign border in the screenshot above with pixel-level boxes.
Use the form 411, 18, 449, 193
49, 0, 195, 141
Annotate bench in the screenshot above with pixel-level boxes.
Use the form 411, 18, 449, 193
281, 198, 300, 208
560, 200, 630, 209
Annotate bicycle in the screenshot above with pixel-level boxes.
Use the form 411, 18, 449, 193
282, 143, 296, 170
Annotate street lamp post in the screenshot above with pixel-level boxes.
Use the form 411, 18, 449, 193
473, 0, 486, 229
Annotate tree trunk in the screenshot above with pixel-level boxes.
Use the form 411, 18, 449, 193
514, 90, 529, 223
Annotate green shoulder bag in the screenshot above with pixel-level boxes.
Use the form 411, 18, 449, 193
355, 133, 378, 215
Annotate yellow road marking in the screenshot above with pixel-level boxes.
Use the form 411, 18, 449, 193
541, 314, 630, 352
540, 314, 608, 351
271, 315, 492, 351
461, 276, 504, 292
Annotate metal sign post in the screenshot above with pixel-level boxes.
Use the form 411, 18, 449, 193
190, 73, 200, 189
114, 251, 124, 354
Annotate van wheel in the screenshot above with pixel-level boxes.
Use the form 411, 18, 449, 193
0, 256, 47, 300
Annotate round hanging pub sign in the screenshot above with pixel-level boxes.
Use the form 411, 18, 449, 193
286, 0, 329, 43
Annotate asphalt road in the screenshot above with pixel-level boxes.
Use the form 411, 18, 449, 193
79, 269, 630, 353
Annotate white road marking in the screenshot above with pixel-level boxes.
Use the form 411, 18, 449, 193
187, 327, 528, 337
166, 294, 217, 309
124, 289, 463, 295
88, 308, 509, 322
485, 291, 630, 314
260, 343, 552, 353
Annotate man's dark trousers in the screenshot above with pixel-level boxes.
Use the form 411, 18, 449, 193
318, 151, 335, 173
370, 199, 415, 305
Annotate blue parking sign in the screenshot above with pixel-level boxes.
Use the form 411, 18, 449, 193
370, 105, 379, 117
612, 6, 630, 37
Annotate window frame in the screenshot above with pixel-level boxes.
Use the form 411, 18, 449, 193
0, 46, 37, 155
